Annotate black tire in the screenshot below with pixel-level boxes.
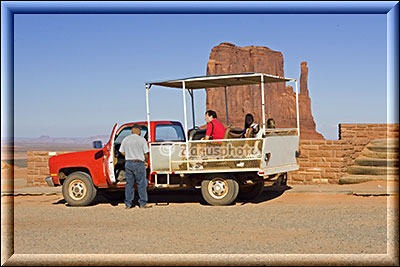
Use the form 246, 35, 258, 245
238, 181, 264, 200
201, 174, 239, 206
62, 171, 97, 206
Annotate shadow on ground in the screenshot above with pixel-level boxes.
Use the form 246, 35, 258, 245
53, 184, 292, 207
239, 185, 292, 205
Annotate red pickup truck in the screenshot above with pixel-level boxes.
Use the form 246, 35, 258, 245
46, 119, 293, 207
46, 73, 300, 207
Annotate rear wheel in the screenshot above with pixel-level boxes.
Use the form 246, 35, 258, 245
201, 174, 239, 206
62, 171, 97, 206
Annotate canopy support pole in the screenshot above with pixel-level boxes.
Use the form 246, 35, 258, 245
189, 89, 195, 129
261, 75, 266, 135
145, 84, 153, 182
224, 86, 229, 126
295, 79, 300, 137
182, 82, 189, 170
145, 84, 151, 143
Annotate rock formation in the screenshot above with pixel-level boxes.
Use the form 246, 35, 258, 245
205, 42, 324, 139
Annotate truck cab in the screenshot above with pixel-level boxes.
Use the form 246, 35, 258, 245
46, 120, 185, 206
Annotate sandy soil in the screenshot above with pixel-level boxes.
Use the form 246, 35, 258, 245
3, 191, 397, 255
1, 165, 27, 190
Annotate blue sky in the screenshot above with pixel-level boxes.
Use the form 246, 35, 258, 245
13, 13, 388, 139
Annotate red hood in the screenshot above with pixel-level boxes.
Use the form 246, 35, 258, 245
49, 149, 104, 170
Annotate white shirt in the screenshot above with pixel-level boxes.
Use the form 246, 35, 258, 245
119, 134, 149, 161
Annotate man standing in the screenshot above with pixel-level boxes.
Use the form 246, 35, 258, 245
119, 125, 152, 209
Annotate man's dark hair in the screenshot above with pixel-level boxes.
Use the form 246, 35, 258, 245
205, 110, 217, 119
132, 125, 142, 130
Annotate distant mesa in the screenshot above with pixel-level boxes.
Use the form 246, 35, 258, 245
206, 42, 324, 140
14, 135, 109, 145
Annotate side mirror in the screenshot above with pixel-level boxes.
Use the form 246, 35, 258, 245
92, 140, 103, 149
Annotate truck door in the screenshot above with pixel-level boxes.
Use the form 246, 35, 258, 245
105, 123, 118, 184
150, 123, 185, 172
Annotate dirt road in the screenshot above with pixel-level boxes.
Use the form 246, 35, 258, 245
5, 189, 396, 257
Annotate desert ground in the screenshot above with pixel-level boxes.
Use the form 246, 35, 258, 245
3, 190, 396, 256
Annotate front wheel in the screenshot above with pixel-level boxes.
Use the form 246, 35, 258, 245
201, 174, 239, 206
62, 171, 97, 206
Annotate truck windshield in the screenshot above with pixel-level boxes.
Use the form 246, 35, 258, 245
115, 126, 148, 143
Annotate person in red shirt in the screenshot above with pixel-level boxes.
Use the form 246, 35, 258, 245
204, 110, 226, 140
192, 110, 226, 170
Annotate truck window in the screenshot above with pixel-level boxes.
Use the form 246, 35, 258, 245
155, 124, 185, 142
115, 126, 148, 144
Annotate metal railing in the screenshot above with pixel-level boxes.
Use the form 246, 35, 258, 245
149, 129, 299, 173
169, 138, 263, 172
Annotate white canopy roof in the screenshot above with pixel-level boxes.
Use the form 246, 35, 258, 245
146, 73, 295, 90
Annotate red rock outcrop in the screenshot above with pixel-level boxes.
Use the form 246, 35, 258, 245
205, 42, 324, 139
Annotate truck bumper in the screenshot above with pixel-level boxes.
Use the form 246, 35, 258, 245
45, 177, 55, 187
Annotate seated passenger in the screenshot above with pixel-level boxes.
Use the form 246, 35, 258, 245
266, 118, 277, 136
267, 118, 276, 129
204, 110, 226, 140
192, 110, 226, 170
243, 113, 260, 138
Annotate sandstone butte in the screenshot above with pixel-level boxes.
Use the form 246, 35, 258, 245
205, 42, 324, 140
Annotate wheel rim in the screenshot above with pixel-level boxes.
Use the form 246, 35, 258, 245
208, 178, 228, 199
68, 179, 87, 201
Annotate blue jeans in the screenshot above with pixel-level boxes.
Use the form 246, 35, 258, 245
124, 161, 148, 207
